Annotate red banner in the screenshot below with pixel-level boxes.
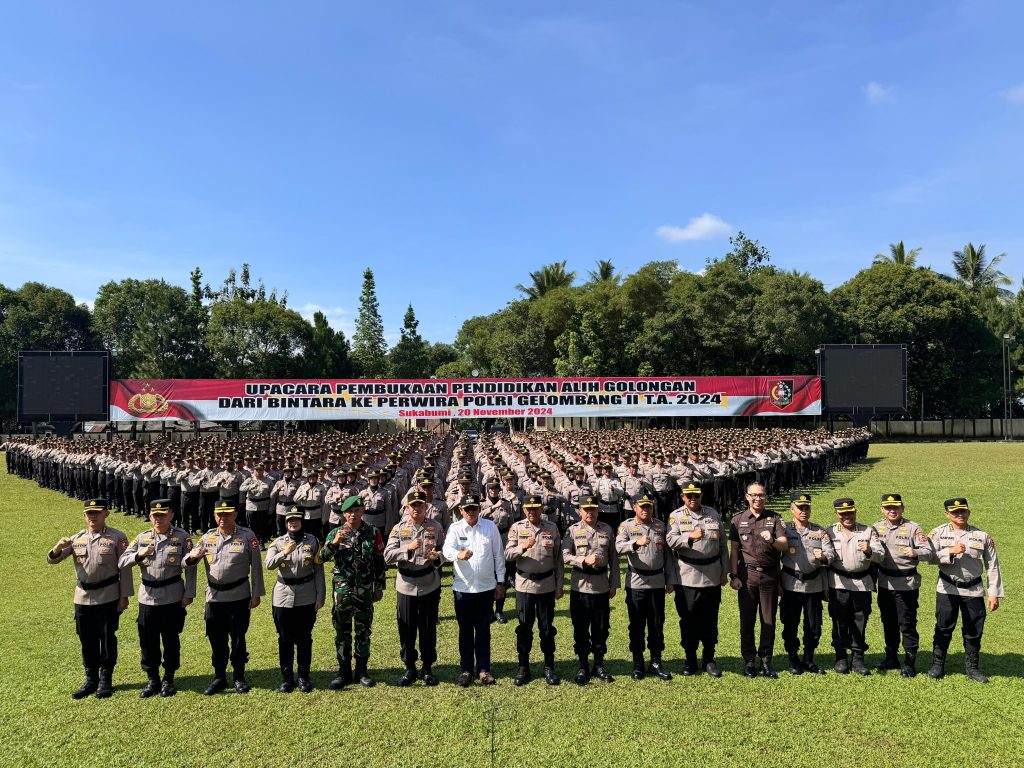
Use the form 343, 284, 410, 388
109, 376, 821, 421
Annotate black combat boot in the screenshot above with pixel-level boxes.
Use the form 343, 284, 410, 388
927, 646, 946, 680
592, 656, 614, 683
421, 666, 438, 686
95, 668, 114, 699
354, 658, 374, 688
160, 672, 177, 697
900, 652, 917, 678
140, 674, 161, 699
397, 667, 417, 687
876, 651, 900, 672
631, 654, 645, 680
233, 666, 250, 693
965, 651, 989, 683
850, 652, 870, 676
834, 651, 849, 674
330, 660, 352, 689
204, 670, 228, 695
575, 656, 591, 686
760, 658, 778, 679
681, 655, 698, 677
648, 658, 672, 681
72, 668, 99, 700
514, 663, 532, 686
297, 667, 313, 693
788, 653, 804, 675
278, 667, 295, 693
802, 652, 825, 675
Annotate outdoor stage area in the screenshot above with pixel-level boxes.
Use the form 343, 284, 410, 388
1, 441, 1022, 768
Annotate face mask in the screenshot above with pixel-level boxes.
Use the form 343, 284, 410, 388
288, 530, 303, 542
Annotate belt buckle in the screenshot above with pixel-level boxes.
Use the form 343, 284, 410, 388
754, 566, 763, 572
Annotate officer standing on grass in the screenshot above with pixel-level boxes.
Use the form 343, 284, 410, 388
872, 493, 933, 677
927, 498, 1003, 683
119, 499, 196, 698
48, 498, 132, 699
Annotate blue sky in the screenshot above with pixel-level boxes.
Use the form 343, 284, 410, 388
2, 1, 1022, 344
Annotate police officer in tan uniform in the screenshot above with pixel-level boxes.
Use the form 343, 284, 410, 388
616, 493, 673, 681
120, 499, 196, 697
826, 498, 884, 675
270, 465, 301, 535
240, 464, 274, 546
480, 480, 515, 623
666, 482, 729, 677
505, 495, 564, 686
47, 498, 132, 699
779, 493, 835, 675
872, 493, 933, 677
927, 498, 1003, 683
266, 507, 325, 693
185, 500, 266, 694
384, 491, 444, 686
561, 496, 619, 684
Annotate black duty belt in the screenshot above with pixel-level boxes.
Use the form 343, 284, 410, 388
208, 576, 247, 591
676, 552, 719, 566
631, 565, 662, 577
517, 568, 554, 581
782, 565, 820, 581
277, 498, 294, 505
397, 564, 435, 578
879, 565, 919, 578
940, 572, 982, 589
142, 575, 183, 589
78, 574, 119, 591
278, 573, 316, 586
573, 565, 608, 576
831, 565, 870, 579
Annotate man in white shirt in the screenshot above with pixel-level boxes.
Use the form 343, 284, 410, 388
442, 494, 506, 687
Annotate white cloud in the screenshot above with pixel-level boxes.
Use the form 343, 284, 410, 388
296, 303, 353, 334
863, 81, 895, 105
74, 296, 94, 311
1002, 83, 1024, 105
656, 213, 732, 243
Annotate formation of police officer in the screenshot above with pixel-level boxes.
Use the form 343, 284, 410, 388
27, 426, 1007, 693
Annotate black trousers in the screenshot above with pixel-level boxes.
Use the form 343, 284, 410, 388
569, 591, 610, 660
204, 598, 251, 674
75, 601, 120, 670
780, 590, 823, 656
674, 584, 722, 661
304, 519, 323, 541
515, 591, 557, 663
200, 492, 218, 530
132, 482, 144, 515
248, 508, 271, 542
878, 588, 920, 656
933, 592, 987, 654
737, 577, 779, 661
182, 492, 201, 532
828, 588, 872, 653
625, 587, 665, 659
396, 589, 441, 668
272, 603, 317, 671
137, 602, 186, 677
453, 589, 494, 674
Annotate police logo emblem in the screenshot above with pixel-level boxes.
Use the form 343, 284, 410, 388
769, 380, 794, 408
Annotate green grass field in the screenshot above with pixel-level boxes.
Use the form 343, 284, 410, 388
2, 443, 1023, 768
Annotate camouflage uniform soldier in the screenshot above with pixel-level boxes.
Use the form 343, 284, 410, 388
322, 496, 386, 688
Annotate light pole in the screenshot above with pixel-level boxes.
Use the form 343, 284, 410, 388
1004, 335, 1016, 441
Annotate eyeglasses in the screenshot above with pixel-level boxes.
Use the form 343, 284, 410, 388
747, 493, 767, 499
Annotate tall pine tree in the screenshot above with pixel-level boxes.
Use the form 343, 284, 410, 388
352, 268, 389, 378
389, 304, 429, 378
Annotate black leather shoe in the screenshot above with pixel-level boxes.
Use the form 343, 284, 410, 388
357, 673, 375, 688
422, 669, 439, 687
95, 669, 114, 699
743, 662, 758, 679
593, 665, 614, 682
760, 660, 778, 679
203, 678, 228, 696
159, 679, 176, 697
234, 678, 251, 693
543, 666, 561, 686
297, 677, 313, 693
140, 679, 161, 698
876, 655, 900, 672
278, 678, 294, 693
704, 661, 722, 678
329, 676, 347, 690
788, 657, 804, 675
648, 662, 672, 681
681, 659, 698, 677
631, 667, 645, 681
514, 665, 532, 686
850, 656, 870, 676
456, 671, 473, 688
72, 673, 99, 700
575, 667, 591, 685
834, 656, 850, 675
802, 659, 825, 675
494, 612, 508, 624
398, 669, 417, 687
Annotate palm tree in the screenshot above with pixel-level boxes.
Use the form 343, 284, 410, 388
515, 261, 576, 299
586, 259, 620, 284
952, 243, 1013, 299
874, 241, 922, 266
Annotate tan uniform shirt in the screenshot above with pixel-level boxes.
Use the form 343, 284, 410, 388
265, 532, 326, 608
930, 523, 1003, 598
48, 527, 133, 606
666, 505, 729, 588
826, 523, 884, 592
873, 517, 933, 591
383, 518, 444, 596
615, 516, 670, 589
780, 522, 835, 594
119, 526, 197, 605
504, 519, 563, 594
190, 526, 266, 603
561, 521, 620, 594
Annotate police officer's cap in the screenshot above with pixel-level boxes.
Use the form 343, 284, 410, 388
681, 482, 703, 496
367, 470, 380, 479
580, 496, 599, 509
636, 494, 656, 508
944, 498, 970, 513
408, 490, 427, 505
84, 498, 109, 512
214, 500, 236, 514
149, 499, 172, 515
485, 480, 500, 490
523, 495, 543, 508
881, 493, 903, 507
285, 506, 304, 521
790, 492, 811, 506
419, 477, 434, 487
833, 498, 856, 513
460, 494, 482, 509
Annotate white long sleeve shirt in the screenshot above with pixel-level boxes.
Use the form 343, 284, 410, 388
442, 517, 506, 593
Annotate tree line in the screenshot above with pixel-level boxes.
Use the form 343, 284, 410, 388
1, 233, 1021, 424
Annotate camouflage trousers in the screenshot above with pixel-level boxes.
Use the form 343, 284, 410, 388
332, 587, 375, 666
